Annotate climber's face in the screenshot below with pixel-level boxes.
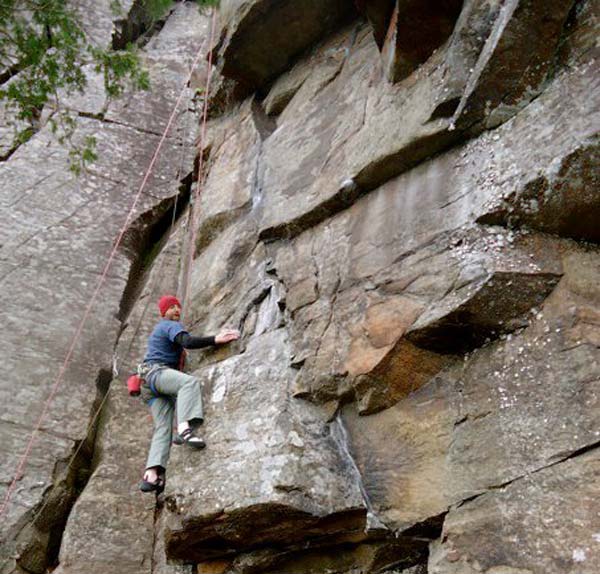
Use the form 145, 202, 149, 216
164, 304, 181, 321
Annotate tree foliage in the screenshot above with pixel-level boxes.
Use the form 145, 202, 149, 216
0, 0, 219, 173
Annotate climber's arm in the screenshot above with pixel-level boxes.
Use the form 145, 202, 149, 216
175, 332, 215, 349
175, 328, 240, 349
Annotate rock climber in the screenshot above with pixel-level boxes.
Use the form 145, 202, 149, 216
138, 294, 239, 493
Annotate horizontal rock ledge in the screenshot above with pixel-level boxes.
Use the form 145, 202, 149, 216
165, 504, 367, 561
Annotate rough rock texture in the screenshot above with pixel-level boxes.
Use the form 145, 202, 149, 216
251, 0, 578, 242
164, 329, 365, 562
214, 0, 357, 95
51, 223, 188, 574
1, 1, 599, 573
381, 0, 465, 83
341, 245, 600, 531
0, 2, 205, 573
429, 450, 600, 574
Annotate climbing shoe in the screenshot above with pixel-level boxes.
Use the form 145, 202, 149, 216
139, 476, 165, 494
177, 427, 206, 449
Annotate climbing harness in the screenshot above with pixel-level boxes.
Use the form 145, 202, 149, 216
136, 362, 167, 404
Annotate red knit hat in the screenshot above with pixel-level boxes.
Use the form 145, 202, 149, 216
158, 295, 181, 316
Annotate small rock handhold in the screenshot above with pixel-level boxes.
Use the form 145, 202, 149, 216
265, 259, 277, 275
447, 549, 461, 562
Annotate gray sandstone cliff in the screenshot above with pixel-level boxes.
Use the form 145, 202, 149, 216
1, 1, 599, 573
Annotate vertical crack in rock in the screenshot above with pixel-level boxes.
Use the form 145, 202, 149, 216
112, 0, 176, 50
330, 412, 386, 532
2, 2, 595, 573
249, 98, 275, 211
261, 0, 582, 245
238, 285, 275, 340
190, 98, 272, 260
250, 98, 277, 141
118, 175, 192, 322
2, 369, 112, 574
150, 501, 164, 574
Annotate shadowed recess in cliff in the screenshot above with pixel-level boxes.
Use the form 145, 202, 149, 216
477, 137, 600, 244
357, 0, 395, 48
165, 504, 368, 562
287, 226, 567, 416
118, 173, 192, 322
379, 0, 465, 83
214, 0, 359, 96
194, 531, 435, 573
356, 255, 562, 414
0, 369, 112, 574
112, 0, 176, 50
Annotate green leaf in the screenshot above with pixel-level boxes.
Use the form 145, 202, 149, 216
0, 0, 221, 174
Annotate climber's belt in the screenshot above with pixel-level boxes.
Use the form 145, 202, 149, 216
137, 363, 167, 403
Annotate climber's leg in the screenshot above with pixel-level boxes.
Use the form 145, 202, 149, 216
146, 395, 175, 471
153, 368, 205, 449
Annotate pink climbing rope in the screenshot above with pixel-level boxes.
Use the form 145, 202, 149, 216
181, 9, 218, 319
0, 15, 217, 518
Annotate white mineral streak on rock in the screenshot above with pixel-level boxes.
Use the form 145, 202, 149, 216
573, 548, 587, 562
450, 1, 519, 125
331, 412, 385, 532
211, 374, 227, 403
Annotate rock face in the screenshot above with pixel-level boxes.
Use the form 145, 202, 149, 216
0, 2, 205, 573
214, 0, 358, 95
1, 1, 599, 574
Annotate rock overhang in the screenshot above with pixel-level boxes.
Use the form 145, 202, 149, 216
165, 503, 368, 561
253, 0, 584, 244
215, 0, 359, 94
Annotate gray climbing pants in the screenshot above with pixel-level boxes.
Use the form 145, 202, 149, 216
145, 368, 204, 470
